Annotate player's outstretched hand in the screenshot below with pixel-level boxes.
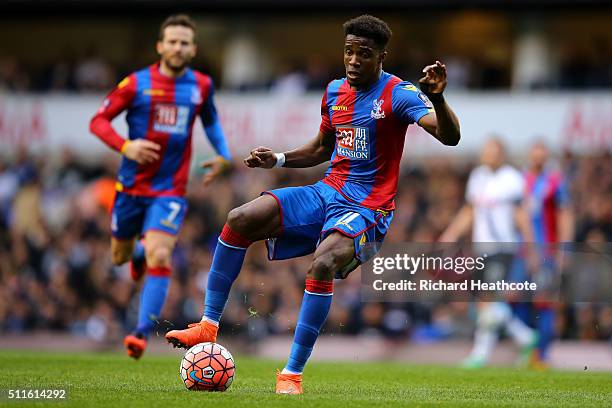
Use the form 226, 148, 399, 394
200, 156, 232, 186
122, 139, 161, 164
244, 147, 277, 169
419, 60, 447, 95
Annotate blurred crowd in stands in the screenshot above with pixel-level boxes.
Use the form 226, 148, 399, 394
0, 146, 610, 347
1, 42, 611, 93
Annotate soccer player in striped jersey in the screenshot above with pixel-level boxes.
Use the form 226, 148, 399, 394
166, 15, 460, 393
525, 142, 573, 251
521, 142, 574, 368
90, 14, 231, 359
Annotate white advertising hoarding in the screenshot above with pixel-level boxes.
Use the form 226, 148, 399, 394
0, 92, 611, 159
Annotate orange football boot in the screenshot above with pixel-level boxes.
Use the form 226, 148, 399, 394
124, 334, 147, 360
529, 349, 550, 371
275, 370, 303, 395
165, 321, 218, 349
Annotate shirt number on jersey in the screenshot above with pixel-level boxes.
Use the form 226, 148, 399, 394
336, 126, 369, 160
161, 201, 182, 230
335, 211, 361, 231
154, 104, 189, 134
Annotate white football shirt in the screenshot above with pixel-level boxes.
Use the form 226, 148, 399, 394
466, 164, 524, 243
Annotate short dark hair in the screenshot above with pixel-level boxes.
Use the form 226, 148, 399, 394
159, 14, 196, 41
343, 15, 392, 50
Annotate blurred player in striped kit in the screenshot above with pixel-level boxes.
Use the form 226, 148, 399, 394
515, 142, 574, 368
441, 138, 538, 368
90, 14, 231, 359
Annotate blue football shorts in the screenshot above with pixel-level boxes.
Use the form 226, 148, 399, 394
262, 181, 393, 275
111, 192, 188, 239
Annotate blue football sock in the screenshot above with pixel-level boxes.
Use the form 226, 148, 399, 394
537, 308, 555, 360
285, 281, 333, 374
513, 302, 530, 325
136, 270, 170, 337
203, 238, 248, 323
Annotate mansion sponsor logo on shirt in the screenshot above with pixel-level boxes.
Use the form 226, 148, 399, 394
153, 104, 189, 133
336, 126, 369, 160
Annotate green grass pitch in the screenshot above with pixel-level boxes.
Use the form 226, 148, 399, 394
0, 350, 610, 407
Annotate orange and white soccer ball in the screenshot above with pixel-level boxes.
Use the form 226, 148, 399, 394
180, 342, 235, 391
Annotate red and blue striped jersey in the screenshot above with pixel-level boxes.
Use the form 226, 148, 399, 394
320, 71, 433, 211
525, 170, 570, 243
91, 63, 230, 197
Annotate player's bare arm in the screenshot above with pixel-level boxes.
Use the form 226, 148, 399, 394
417, 61, 461, 146
515, 204, 541, 272
439, 203, 473, 242
557, 207, 575, 243
244, 130, 335, 169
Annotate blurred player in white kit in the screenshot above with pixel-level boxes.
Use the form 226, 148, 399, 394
441, 138, 537, 368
